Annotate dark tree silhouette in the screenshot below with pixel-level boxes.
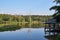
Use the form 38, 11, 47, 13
50, 0, 60, 22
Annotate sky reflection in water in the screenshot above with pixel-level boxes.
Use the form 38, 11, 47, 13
0, 28, 47, 40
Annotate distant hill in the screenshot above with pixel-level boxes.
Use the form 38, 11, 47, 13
0, 14, 52, 22
0, 14, 53, 27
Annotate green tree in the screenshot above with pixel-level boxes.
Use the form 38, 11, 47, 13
2, 17, 9, 21
50, 0, 60, 17
54, 0, 60, 4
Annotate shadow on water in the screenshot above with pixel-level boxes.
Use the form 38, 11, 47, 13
44, 31, 60, 40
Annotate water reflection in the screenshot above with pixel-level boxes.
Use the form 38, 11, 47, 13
0, 23, 44, 32
0, 24, 51, 40
0, 28, 47, 40
44, 30, 60, 40
0, 25, 21, 32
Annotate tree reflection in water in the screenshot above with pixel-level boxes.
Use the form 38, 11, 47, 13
28, 28, 32, 40
27, 23, 32, 40
0, 23, 41, 32
0, 25, 21, 32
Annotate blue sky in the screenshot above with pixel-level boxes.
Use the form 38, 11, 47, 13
0, 0, 55, 15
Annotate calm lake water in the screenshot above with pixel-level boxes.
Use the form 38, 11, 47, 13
0, 28, 48, 40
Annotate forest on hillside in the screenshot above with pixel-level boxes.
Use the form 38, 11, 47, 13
0, 14, 52, 22
0, 14, 52, 27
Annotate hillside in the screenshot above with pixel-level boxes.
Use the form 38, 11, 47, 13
0, 14, 52, 27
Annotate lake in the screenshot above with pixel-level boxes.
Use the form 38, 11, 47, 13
0, 28, 48, 40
